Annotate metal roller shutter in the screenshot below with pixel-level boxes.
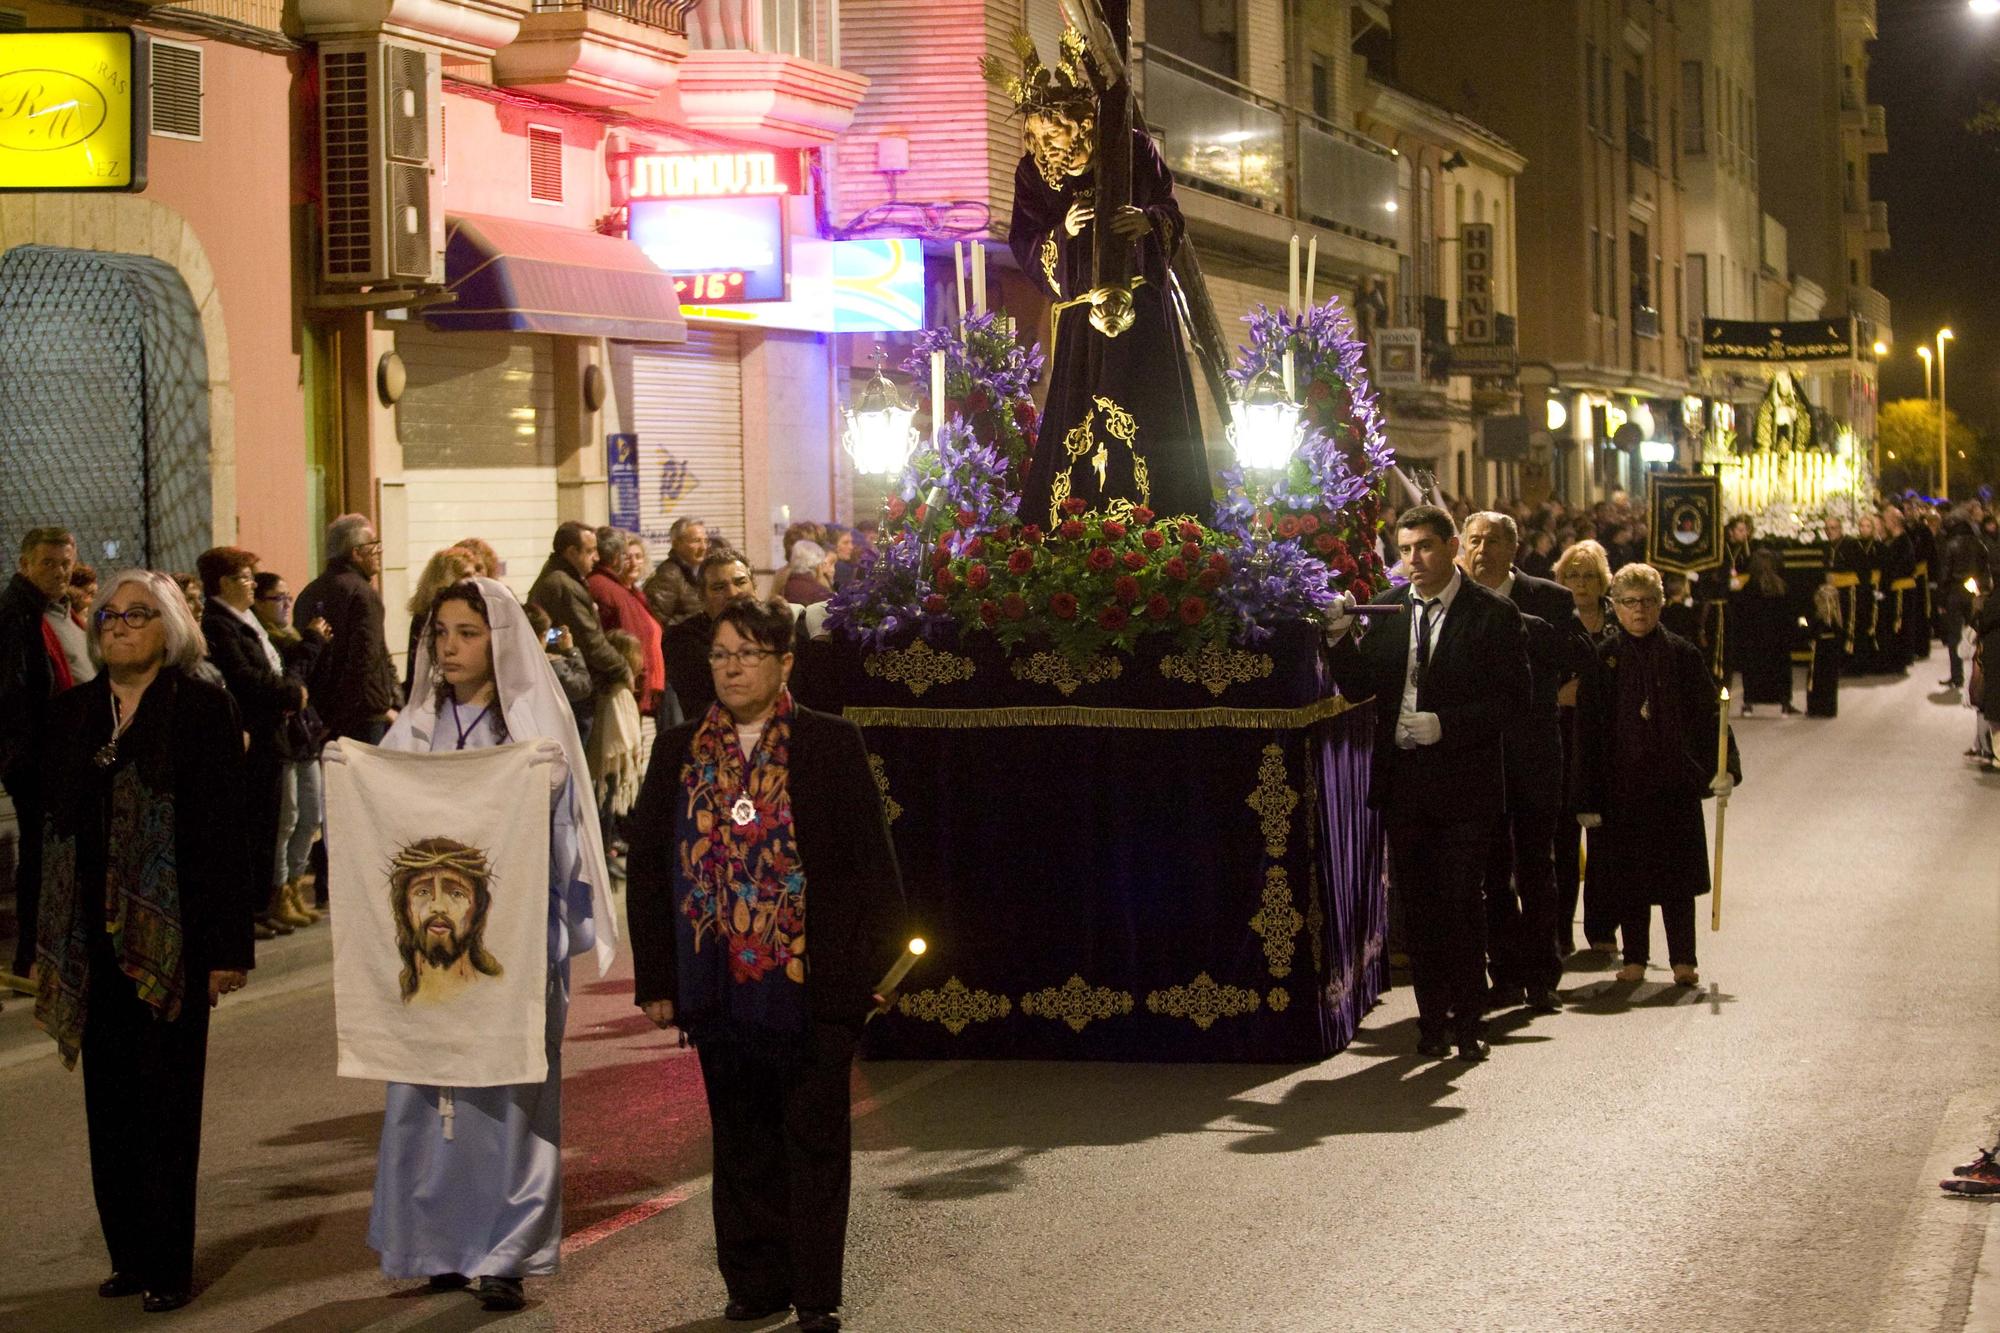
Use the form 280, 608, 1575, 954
627, 330, 746, 558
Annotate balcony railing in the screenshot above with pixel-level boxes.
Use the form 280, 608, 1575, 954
1850, 284, 1891, 329
1632, 303, 1660, 338
534, 0, 693, 33
1627, 126, 1656, 168
1135, 45, 1398, 244
687, 0, 836, 63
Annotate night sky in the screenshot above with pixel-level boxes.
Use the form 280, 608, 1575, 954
1872, 0, 2000, 429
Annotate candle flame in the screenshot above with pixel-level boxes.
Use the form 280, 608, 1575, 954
1720, 688, 1730, 701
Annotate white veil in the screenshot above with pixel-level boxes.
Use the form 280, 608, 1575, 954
382, 576, 617, 976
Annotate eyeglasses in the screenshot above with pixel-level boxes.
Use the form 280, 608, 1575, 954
96, 607, 162, 629
1613, 596, 1663, 610
231, 570, 258, 584
352, 541, 383, 555
256, 593, 292, 605
708, 648, 776, 668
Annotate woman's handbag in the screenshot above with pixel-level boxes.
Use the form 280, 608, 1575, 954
276, 704, 330, 762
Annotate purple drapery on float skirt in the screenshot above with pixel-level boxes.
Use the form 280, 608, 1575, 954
1311, 703, 1387, 1053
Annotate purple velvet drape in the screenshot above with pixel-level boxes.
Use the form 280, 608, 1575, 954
1312, 701, 1388, 1051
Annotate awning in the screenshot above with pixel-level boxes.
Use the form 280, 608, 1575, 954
423, 213, 687, 343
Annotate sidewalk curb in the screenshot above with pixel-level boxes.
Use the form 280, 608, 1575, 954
1876, 1087, 2000, 1332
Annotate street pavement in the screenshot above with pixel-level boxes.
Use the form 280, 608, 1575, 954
1, 665, 1997, 1332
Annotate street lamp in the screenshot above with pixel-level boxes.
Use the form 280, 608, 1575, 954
1974, 0, 2000, 17
1226, 364, 1307, 475
840, 350, 920, 480
1938, 328, 1955, 499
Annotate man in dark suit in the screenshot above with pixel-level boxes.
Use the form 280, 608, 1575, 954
1326, 505, 1532, 1061
1461, 511, 1593, 1014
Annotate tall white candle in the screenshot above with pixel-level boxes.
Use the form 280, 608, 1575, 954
1305, 235, 1319, 309
1288, 233, 1301, 311
931, 349, 946, 443
972, 241, 987, 316
953, 241, 966, 322
1283, 347, 1296, 402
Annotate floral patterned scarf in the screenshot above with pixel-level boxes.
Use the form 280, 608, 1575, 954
673, 691, 808, 1045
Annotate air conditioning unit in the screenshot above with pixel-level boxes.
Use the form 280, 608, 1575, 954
318, 38, 444, 287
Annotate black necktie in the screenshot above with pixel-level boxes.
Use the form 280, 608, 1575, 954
1415, 597, 1440, 683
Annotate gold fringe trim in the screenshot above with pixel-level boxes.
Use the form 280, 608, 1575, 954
1825, 571, 1860, 588
846, 695, 1360, 732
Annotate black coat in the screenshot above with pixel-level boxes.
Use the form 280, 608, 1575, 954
0, 572, 60, 793
295, 558, 397, 738
626, 705, 907, 1027
662, 613, 716, 720
1503, 571, 1595, 813
1326, 576, 1532, 822
200, 603, 301, 756
39, 671, 257, 976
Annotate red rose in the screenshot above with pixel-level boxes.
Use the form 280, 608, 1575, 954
1195, 569, 1221, 592
978, 600, 999, 626
914, 503, 930, 523
1276, 516, 1302, 540
923, 593, 949, 615
1097, 605, 1131, 632
933, 567, 957, 593
1178, 596, 1210, 625
967, 388, 991, 413
965, 563, 992, 590
1322, 536, 1347, 558
1300, 513, 1321, 534
1013, 400, 1037, 429
1001, 593, 1028, 620
1113, 575, 1141, 604
1315, 532, 1339, 554
1101, 519, 1127, 539
964, 536, 986, 558
886, 497, 908, 522
1086, 547, 1116, 573
1141, 530, 1165, 551
1163, 557, 1189, 581
1063, 497, 1088, 516
1021, 524, 1044, 545
1349, 578, 1373, 599
932, 545, 953, 571
1181, 541, 1202, 562
1307, 379, 1332, 402
1007, 548, 1035, 576
1208, 552, 1230, 574
1122, 551, 1147, 571
1178, 520, 1203, 541
1145, 593, 1172, 620
956, 508, 977, 529
1131, 505, 1156, 525
1059, 520, 1086, 541
1336, 555, 1360, 578
943, 397, 964, 420
993, 525, 1014, 544
1049, 591, 1079, 621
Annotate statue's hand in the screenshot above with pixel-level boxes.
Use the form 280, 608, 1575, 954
1063, 201, 1094, 237
1107, 205, 1150, 239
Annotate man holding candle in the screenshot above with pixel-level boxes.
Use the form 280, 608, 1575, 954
627, 597, 906, 1332
1324, 505, 1533, 1061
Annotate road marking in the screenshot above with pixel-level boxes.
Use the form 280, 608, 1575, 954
559, 1059, 970, 1258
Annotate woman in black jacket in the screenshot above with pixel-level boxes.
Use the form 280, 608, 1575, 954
35, 570, 256, 1313
627, 597, 905, 1333
1578, 564, 1740, 988
1728, 548, 1797, 715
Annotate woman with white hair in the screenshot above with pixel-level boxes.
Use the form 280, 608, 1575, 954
33, 570, 257, 1313
778, 540, 836, 607
1576, 563, 1740, 987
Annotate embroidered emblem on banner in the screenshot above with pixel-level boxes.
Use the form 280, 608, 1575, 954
897, 976, 1010, 1035
1159, 643, 1276, 698
863, 641, 978, 697
1250, 866, 1304, 979
1019, 974, 1135, 1033
866, 754, 902, 825
1145, 972, 1261, 1030
1009, 650, 1123, 697
1245, 744, 1298, 859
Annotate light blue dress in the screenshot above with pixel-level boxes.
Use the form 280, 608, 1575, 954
366, 708, 599, 1279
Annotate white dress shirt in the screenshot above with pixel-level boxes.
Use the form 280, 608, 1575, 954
1401, 568, 1463, 714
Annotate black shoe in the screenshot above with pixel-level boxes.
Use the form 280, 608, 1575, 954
1944, 679, 1963, 688
796, 1311, 842, 1332
98, 1273, 144, 1298
476, 1276, 525, 1311
1456, 1039, 1491, 1063
1485, 984, 1526, 1011
1525, 986, 1562, 1013
1954, 1146, 1999, 1177
427, 1273, 470, 1292
1415, 1035, 1453, 1059
726, 1299, 791, 1321
142, 1290, 191, 1314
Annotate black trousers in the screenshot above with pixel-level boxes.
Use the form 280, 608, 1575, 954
4, 779, 40, 974
1485, 810, 1561, 991
83, 939, 212, 1292
696, 1022, 859, 1313
245, 751, 283, 910
1387, 817, 1491, 1042
1619, 897, 1698, 969
1553, 818, 1617, 951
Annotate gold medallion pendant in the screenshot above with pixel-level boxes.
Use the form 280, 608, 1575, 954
730, 796, 757, 827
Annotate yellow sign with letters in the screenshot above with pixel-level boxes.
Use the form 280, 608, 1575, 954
0, 30, 147, 192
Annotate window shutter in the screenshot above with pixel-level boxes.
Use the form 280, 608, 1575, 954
150, 40, 204, 141
528, 125, 563, 203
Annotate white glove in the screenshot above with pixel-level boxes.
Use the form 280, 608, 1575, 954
1710, 774, 1734, 797
1396, 710, 1442, 747
1577, 813, 1603, 829
1323, 592, 1359, 644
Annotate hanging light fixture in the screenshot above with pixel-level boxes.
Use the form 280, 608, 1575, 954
1226, 364, 1306, 475
840, 349, 919, 479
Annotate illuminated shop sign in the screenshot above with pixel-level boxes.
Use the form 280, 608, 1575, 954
0, 29, 148, 192
627, 196, 787, 302
677, 237, 925, 333
626, 149, 801, 200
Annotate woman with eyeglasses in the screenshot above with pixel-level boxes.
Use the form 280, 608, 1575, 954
1576, 563, 1740, 987
34, 570, 256, 1313
627, 597, 906, 1333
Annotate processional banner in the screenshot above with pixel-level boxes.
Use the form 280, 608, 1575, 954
1647, 473, 1724, 575
323, 741, 551, 1087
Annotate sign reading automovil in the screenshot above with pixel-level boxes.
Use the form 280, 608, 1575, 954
0, 29, 149, 192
